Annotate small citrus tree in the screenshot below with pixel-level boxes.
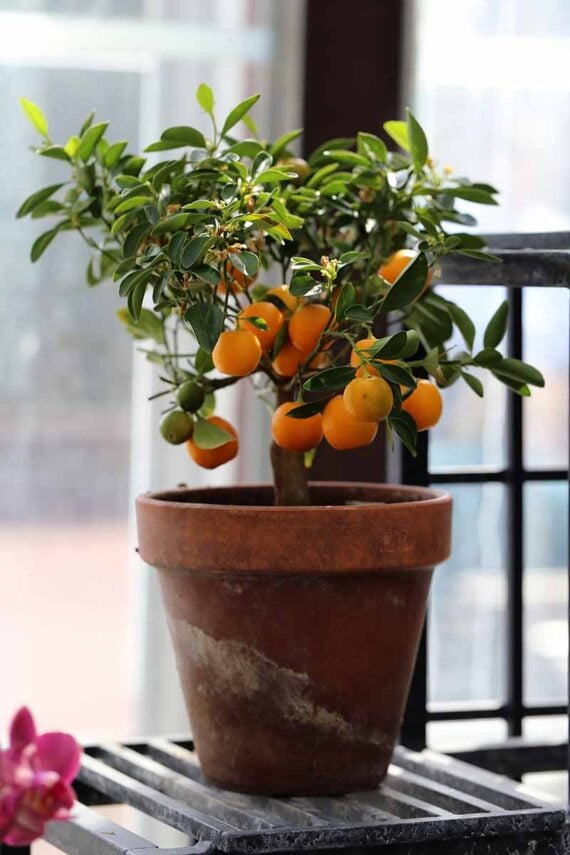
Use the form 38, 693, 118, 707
18, 87, 543, 504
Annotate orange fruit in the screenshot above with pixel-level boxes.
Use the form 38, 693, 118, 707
272, 340, 308, 377
350, 337, 380, 376
401, 379, 443, 431
186, 416, 238, 469
343, 376, 394, 422
265, 285, 299, 314
238, 301, 284, 351
379, 249, 432, 297
322, 395, 378, 450
212, 329, 262, 376
289, 304, 331, 353
271, 402, 323, 452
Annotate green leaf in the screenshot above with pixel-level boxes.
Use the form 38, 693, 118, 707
461, 371, 484, 397
357, 132, 387, 162
17, 183, 64, 218
483, 300, 509, 348
196, 83, 215, 115
195, 348, 214, 374
456, 249, 502, 262
30, 199, 64, 219
303, 366, 356, 393
373, 331, 412, 359
339, 250, 368, 266
30, 226, 60, 261
406, 108, 428, 172
437, 186, 498, 205
493, 357, 545, 388
123, 223, 150, 257
38, 145, 70, 162
289, 272, 318, 297
376, 363, 417, 388
323, 149, 369, 167
308, 137, 355, 166
104, 140, 128, 168
381, 252, 428, 312
114, 195, 151, 215
270, 128, 303, 159
285, 399, 330, 419
127, 274, 149, 321
221, 93, 260, 136
78, 121, 109, 162
19, 98, 48, 137
162, 125, 206, 147
447, 303, 475, 351
193, 417, 233, 450
306, 163, 339, 187
334, 283, 356, 321
256, 168, 297, 183
181, 236, 215, 270
116, 307, 165, 344
242, 316, 269, 331
344, 304, 374, 322
383, 120, 410, 152
167, 232, 186, 264
388, 410, 418, 456
474, 347, 502, 367
151, 213, 193, 235
229, 250, 258, 278
185, 302, 223, 352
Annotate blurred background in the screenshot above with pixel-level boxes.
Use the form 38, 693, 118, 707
0, 0, 568, 813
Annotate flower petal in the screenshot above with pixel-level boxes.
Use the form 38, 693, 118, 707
9, 708, 36, 751
36, 734, 81, 783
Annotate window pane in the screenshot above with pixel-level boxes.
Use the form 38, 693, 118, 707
524, 481, 568, 705
428, 719, 507, 753
429, 287, 507, 471
523, 288, 569, 470
429, 484, 507, 705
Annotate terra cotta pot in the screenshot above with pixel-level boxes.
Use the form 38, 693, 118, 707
136, 482, 452, 796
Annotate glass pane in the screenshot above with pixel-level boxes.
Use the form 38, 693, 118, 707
411, 0, 570, 233
428, 719, 507, 753
523, 288, 569, 470
524, 481, 568, 705
429, 484, 507, 705
429, 286, 507, 471
0, 65, 140, 736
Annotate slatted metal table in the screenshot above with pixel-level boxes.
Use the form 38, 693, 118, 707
37, 737, 568, 855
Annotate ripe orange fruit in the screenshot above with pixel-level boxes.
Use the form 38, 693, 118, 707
238, 301, 284, 351
272, 340, 308, 377
186, 416, 238, 469
401, 379, 443, 431
271, 402, 323, 452
322, 395, 378, 450
289, 304, 331, 353
265, 285, 300, 314
212, 329, 262, 376
379, 249, 432, 296
343, 376, 394, 422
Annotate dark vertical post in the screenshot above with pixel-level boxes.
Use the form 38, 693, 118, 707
302, 0, 405, 484
506, 288, 524, 738
400, 430, 430, 749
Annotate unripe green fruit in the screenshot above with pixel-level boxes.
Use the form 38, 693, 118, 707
277, 156, 310, 184
176, 381, 206, 413
160, 410, 194, 444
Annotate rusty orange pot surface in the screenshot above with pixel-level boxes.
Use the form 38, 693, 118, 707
136, 482, 452, 796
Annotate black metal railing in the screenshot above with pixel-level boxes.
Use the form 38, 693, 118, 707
400, 232, 570, 784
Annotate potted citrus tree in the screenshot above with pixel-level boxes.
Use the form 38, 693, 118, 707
18, 87, 543, 796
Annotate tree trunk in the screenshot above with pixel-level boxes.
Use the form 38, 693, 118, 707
270, 387, 311, 506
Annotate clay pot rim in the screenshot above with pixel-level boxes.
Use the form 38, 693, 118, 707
137, 481, 451, 512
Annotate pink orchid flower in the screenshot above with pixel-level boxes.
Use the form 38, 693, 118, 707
0, 707, 80, 847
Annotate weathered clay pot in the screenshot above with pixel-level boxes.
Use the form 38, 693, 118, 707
136, 482, 452, 796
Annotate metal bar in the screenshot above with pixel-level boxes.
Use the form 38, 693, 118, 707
452, 740, 568, 778
42, 803, 159, 855
439, 249, 570, 288
428, 703, 567, 721
482, 232, 570, 250
95, 745, 274, 831
78, 754, 234, 839
429, 468, 568, 485
393, 747, 545, 810
345, 785, 453, 819
506, 288, 524, 740
384, 767, 501, 815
